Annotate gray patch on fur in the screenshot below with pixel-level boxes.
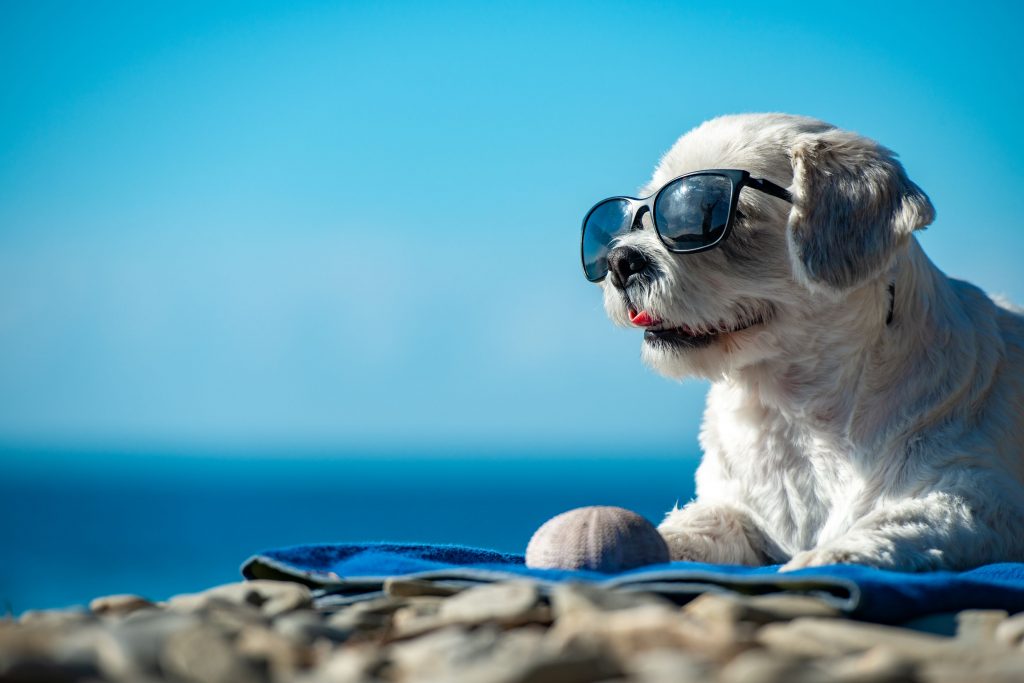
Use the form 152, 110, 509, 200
787, 130, 935, 292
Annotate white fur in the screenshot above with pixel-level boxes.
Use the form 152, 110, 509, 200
599, 113, 1024, 571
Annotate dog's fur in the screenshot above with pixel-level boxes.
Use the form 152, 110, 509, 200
599, 113, 1024, 571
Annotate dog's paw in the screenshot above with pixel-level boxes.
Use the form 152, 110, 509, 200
659, 527, 762, 565
780, 546, 871, 571
781, 539, 944, 572
658, 503, 766, 565
658, 529, 716, 563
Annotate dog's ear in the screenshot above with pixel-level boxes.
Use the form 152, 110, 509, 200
786, 129, 934, 293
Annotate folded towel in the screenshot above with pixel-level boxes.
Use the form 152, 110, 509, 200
241, 542, 1024, 624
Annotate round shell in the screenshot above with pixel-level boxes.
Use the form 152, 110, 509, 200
525, 506, 670, 572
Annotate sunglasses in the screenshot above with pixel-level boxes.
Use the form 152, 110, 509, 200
580, 169, 792, 282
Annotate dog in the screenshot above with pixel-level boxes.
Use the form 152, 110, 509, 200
593, 113, 1024, 571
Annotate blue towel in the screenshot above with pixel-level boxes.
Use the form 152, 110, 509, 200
241, 542, 1024, 624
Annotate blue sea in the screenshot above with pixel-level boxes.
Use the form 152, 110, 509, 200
0, 449, 698, 614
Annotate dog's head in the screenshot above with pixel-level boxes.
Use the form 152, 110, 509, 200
598, 113, 935, 380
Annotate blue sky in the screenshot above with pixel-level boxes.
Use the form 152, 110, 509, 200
1, 1, 1022, 455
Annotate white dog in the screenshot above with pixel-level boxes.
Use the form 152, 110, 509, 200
592, 113, 1024, 571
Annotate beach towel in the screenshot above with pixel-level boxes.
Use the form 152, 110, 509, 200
242, 542, 1024, 624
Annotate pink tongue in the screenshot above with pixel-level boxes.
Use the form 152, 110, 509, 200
629, 309, 655, 326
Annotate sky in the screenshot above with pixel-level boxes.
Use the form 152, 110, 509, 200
1, 1, 1022, 456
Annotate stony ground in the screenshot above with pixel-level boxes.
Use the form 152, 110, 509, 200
3, 579, 1024, 682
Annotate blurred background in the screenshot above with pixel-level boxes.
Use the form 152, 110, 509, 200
2, 1, 1022, 613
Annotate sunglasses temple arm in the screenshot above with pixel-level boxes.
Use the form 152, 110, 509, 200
746, 177, 793, 204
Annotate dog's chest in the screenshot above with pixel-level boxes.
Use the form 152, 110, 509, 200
702, 386, 869, 553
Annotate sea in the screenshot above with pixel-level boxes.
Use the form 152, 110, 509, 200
0, 449, 699, 614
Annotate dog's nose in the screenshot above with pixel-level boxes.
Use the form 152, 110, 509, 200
607, 246, 650, 289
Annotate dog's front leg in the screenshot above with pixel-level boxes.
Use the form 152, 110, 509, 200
781, 492, 991, 572
657, 501, 772, 565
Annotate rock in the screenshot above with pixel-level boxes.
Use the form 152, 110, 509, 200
184, 598, 270, 640
722, 647, 915, 683
919, 652, 1024, 683
525, 506, 669, 572
390, 597, 445, 637
683, 593, 839, 631
0, 621, 103, 683
89, 594, 157, 617
386, 625, 489, 680
236, 625, 313, 680
387, 624, 617, 683
383, 577, 464, 598
56, 625, 135, 679
274, 610, 352, 644
758, 617, 955, 660
17, 608, 95, 629
501, 643, 621, 683
550, 602, 746, 662
386, 583, 549, 639
437, 581, 549, 628
995, 612, 1024, 649
160, 623, 264, 683
827, 647, 919, 683
0, 657, 99, 683
550, 583, 674, 620
109, 609, 202, 674
623, 648, 712, 683
717, 649, 825, 683
298, 643, 384, 683
169, 580, 312, 617
325, 596, 410, 640
956, 609, 1009, 643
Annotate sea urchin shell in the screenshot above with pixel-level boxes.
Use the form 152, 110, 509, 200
525, 506, 670, 573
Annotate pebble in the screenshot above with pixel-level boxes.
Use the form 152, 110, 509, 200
623, 648, 711, 683
159, 623, 263, 683
4, 578, 1024, 682
90, 594, 157, 617
683, 592, 839, 628
758, 616, 955, 660
919, 652, 1024, 683
387, 582, 550, 639
236, 625, 311, 680
956, 609, 1009, 643
550, 582, 674, 619
17, 608, 96, 629
299, 644, 383, 683
827, 647, 918, 683
325, 595, 411, 641
109, 609, 201, 674
550, 602, 734, 661
994, 611, 1024, 648
436, 581, 550, 628
168, 580, 313, 617
383, 577, 464, 598
274, 611, 351, 644
717, 648, 825, 683
390, 597, 445, 636
387, 624, 500, 679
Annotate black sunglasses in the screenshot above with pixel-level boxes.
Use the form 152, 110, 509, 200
580, 169, 792, 282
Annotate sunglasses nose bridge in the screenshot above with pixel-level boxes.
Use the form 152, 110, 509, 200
632, 202, 655, 231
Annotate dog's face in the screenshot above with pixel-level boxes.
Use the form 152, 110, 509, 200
597, 114, 935, 380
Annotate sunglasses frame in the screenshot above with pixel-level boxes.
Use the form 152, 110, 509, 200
580, 169, 793, 282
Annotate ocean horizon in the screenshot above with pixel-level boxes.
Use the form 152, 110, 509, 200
1, 448, 699, 614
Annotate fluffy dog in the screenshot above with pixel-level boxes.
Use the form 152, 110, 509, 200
598, 113, 1024, 571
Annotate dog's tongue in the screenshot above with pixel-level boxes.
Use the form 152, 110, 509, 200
629, 309, 656, 327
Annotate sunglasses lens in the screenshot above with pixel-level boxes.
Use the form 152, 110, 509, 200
582, 199, 633, 281
653, 174, 733, 251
